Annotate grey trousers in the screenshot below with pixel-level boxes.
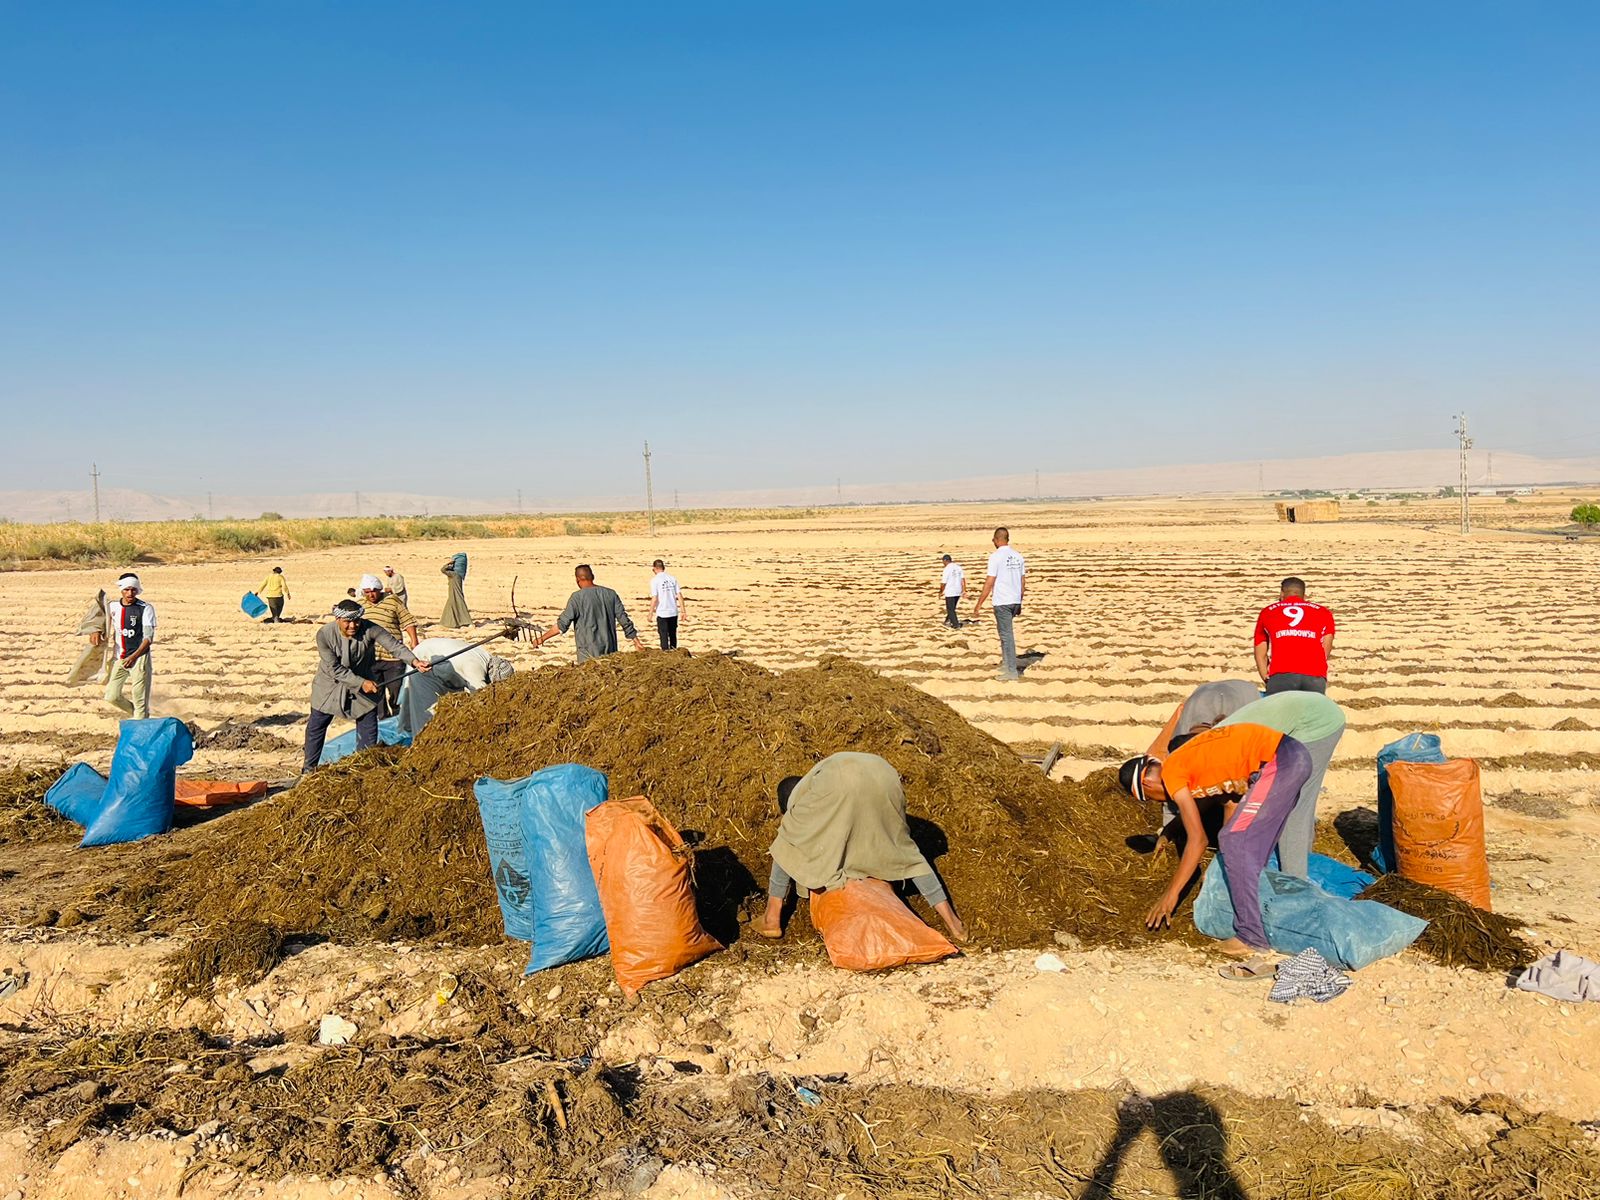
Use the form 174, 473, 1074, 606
1275, 726, 1343, 879
768, 863, 948, 908
994, 604, 1020, 675
1265, 672, 1327, 696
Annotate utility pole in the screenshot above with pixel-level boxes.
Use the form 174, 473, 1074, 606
1258, 462, 1265, 494
674, 489, 680, 510
1453, 413, 1473, 534
208, 492, 214, 520
90, 463, 101, 523
1034, 469, 1040, 500
642, 441, 656, 537
1487, 453, 1494, 487
836, 477, 842, 505
516, 489, 523, 513
354, 491, 361, 517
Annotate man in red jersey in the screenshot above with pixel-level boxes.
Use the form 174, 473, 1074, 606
1253, 577, 1335, 695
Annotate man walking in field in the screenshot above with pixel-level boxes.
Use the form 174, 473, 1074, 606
649, 558, 684, 650
971, 528, 1026, 681
255, 567, 291, 622
96, 573, 156, 718
382, 564, 407, 607
359, 574, 420, 717
535, 564, 644, 661
1254, 577, 1335, 695
938, 554, 964, 628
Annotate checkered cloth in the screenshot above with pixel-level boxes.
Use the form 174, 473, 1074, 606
1268, 948, 1352, 1004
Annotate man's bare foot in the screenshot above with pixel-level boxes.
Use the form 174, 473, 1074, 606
755, 919, 784, 939
1214, 937, 1258, 958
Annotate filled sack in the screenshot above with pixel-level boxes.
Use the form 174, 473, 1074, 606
1374, 733, 1448, 872
517, 764, 611, 972
585, 796, 722, 997
45, 762, 110, 826
1389, 758, 1491, 910
809, 879, 958, 972
80, 718, 195, 847
473, 775, 537, 941
1194, 856, 1426, 970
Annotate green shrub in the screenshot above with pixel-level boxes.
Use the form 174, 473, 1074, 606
210, 526, 281, 553
1571, 504, 1600, 527
259, 511, 284, 521
411, 519, 458, 539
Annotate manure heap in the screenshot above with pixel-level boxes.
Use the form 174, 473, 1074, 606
99, 655, 1164, 949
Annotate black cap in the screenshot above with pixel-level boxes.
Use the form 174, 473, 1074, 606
940, 554, 952, 562
1119, 756, 1154, 803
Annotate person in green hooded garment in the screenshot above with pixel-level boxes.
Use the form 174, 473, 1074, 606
439, 552, 471, 628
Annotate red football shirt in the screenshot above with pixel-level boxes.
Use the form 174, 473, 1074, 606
1254, 599, 1335, 678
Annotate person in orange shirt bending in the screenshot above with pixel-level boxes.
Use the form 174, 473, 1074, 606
1118, 724, 1311, 954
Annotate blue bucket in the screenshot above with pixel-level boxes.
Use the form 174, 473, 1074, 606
241, 592, 269, 619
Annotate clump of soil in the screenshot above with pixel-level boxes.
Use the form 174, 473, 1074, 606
0, 763, 76, 847
1550, 716, 1592, 732
195, 719, 291, 752
161, 920, 288, 997
90, 654, 1173, 952
1358, 875, 1538, 972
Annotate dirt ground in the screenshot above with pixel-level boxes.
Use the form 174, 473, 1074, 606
2, 497, 1599, 1197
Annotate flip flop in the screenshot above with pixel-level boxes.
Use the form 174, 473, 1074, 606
1217, 957, 1276, 981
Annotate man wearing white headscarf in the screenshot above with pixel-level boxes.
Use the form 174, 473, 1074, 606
359, 573, 419, 717
93, 573, 156, 718
395, 636, 515, 738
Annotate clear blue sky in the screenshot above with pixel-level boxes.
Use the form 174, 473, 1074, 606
3, 2, 1595, 502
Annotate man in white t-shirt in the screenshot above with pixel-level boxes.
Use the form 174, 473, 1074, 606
971, 527, 1027, 681
938, 554, 965, 628
649, 558, 684, 650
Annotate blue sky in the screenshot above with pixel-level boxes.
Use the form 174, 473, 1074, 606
2, 2, 1595, 502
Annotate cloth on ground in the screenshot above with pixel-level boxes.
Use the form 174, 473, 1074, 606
1268, 948, 1352, 1004
769, 752, 933, 893
1516, 950, 1600, 1002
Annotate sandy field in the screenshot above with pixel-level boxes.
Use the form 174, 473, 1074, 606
2, 497, 1599, 1197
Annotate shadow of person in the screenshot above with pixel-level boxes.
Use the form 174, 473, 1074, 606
688, 844, 758, 946
906, 815, 949, 862
1084, 1091, 1247, 1200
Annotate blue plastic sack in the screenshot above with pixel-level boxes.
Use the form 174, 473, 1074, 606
1194, 855, 1426, 970
80, 718, 195, 847
1266, 850, 1375, 899
319, 716, 412, 765
473, 776, 536, 941
45, 762, 110, 826
241, 592, 269, 619
516, 764, 610, 972
1374, 733, 1448, 872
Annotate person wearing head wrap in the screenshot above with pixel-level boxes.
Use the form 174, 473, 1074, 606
438, 553, 470, 628
358, 574, 420, 717
382, 564, 408, 607
395, 636, 515, 739
95, 573, 156, 718
303, 599, 430, 773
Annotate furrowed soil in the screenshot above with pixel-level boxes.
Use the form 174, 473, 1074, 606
2, 497, 1599, 1198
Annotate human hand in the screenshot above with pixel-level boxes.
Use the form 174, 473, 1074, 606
361, 680, 379, 694
1145, 891, 1179, 930
89, 632, 104, 647
414, 660, 432, 673
632, 637, 644, 650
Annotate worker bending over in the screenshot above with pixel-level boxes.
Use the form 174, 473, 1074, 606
396, 636, 515, 738
760, 752, 967, 944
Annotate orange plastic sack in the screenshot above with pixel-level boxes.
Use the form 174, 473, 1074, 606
584, 797, 722, 997
809, 879, 958, 972
1389, 759, 1492, 910
173, 780, 268, 809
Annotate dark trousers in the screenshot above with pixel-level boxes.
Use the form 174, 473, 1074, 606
943, 596, 960, 627
372, 659, 407, 717
1265, 672, 1328, 696
303, 707, 378, 773
657, 615, 678, 650
266, 596, 285, 622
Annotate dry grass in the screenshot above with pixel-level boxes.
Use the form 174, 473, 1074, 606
0, 507, 823, 571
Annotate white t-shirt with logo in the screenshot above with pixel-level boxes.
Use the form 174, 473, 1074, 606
941, 562, 965, 597
986, 546, 1026, 606
650, 572, 681, 618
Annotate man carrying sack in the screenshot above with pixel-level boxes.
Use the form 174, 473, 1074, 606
94, 573, 156, 719
302, 599, 430, 773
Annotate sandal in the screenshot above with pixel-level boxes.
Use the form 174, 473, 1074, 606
1217, 957, 1276, 981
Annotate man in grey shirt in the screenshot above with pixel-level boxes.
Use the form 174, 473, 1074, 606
302, 599, 429, 773
534, 564, 644, 662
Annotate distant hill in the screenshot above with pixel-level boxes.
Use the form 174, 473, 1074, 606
4, 448, 1596, 523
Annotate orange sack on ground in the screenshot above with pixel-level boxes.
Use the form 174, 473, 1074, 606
584, 796, 722, 996
173, 780, 268, 809
1388, 759, 1492, 910
809, 878, 959, 972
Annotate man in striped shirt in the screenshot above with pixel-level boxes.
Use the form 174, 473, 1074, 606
359, 574, 419, 718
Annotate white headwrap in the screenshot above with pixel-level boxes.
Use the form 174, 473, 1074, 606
117, 574, 141, 594
359, 574, 383, 591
